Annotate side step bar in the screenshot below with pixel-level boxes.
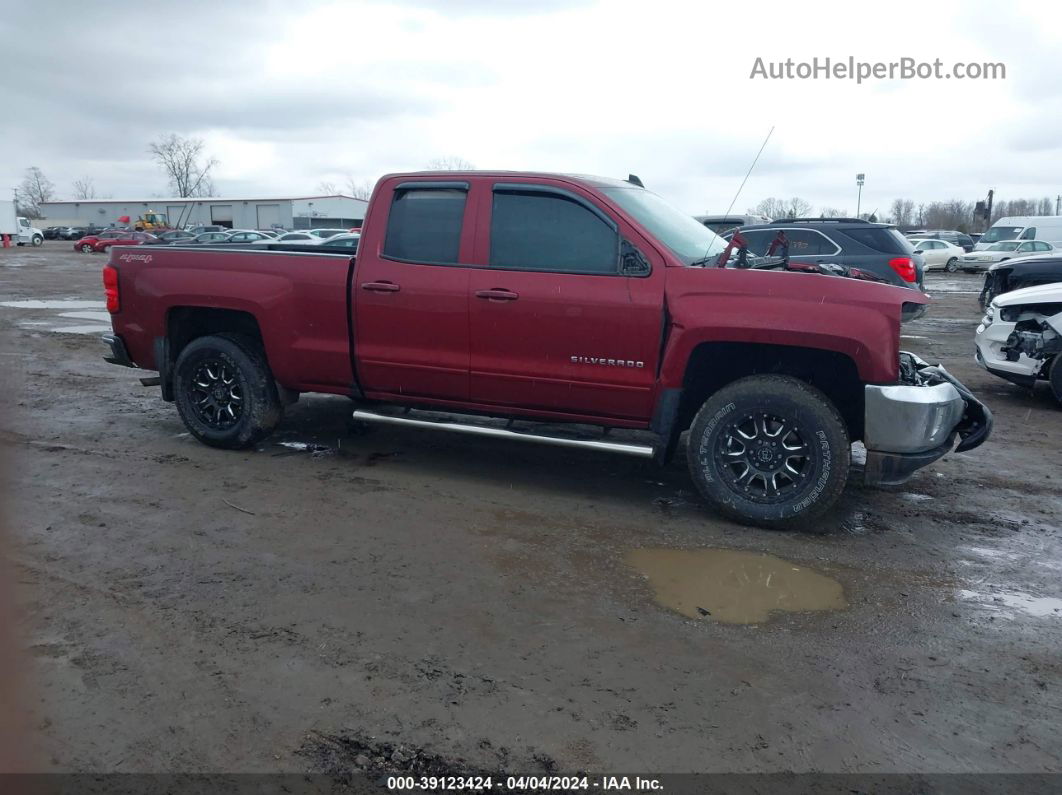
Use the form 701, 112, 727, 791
352, 409, 655, 459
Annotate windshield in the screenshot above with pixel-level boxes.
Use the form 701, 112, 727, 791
600, 187, 728, 265
988, 241, 1020, 251
981, 226, 1022, 244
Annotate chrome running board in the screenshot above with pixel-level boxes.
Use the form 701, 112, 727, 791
352, 409, 655, 458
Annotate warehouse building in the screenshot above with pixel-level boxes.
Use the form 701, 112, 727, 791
39, 194, 368, 231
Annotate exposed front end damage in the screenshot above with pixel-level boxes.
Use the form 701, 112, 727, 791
863, 353, 992, 486
975, 288, 1062, 402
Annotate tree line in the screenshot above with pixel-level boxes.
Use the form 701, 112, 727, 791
749, 195, 1060, 231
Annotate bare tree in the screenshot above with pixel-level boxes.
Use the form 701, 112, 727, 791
15, 167, 56, 218
425, 156, 474, 171
750, 197, 812, 220
345, 175, 374, 200
148, 134, 218, 197
316, 181, 339, 195
889, 198, 915, 228
819, 207, 847, 218
72, 177, 97, 200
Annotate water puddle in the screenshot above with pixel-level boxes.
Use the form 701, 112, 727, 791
958, 589, 1062, 618
0, 299, 105, 309
626, 548, 847, 624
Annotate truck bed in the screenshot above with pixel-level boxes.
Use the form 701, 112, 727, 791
108, 246, 357, 394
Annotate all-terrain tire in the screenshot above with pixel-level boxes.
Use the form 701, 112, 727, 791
686, 375, 850, 529
173, 333, 282, 449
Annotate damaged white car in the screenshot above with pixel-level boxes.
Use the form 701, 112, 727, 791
976, 283, 1062, 403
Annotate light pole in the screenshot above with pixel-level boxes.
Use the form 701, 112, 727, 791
856, 173, 865, 218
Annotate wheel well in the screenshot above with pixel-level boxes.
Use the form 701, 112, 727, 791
678, 342, 865, 440
166, 307, 263, 361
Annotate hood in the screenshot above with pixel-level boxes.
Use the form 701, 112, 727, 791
965, 250, 1008, 260
993, 281, 1062, 307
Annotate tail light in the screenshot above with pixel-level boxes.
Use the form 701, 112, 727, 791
888, 256, 917, 282
102, 265, 120, 313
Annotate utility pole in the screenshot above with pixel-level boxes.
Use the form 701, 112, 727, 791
1056, 194, 1060, 215
856, 173, 865, 218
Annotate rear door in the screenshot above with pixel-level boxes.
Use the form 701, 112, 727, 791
467, 181, 664, 421
354, 180, 475, 401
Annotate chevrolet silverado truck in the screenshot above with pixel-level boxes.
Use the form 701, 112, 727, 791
101, 172, 991, 527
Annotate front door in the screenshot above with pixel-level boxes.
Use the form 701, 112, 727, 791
354, 182, 474, 401
468, 183, 665, 422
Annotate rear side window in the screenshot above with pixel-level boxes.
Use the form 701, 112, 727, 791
490, 190, 618, 273
384, 187, 466, 264
842, 227, 911, 255
786, 230, 838, 256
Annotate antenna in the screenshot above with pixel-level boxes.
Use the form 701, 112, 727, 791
701, 125, 775, 265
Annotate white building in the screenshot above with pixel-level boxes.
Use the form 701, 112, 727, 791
39, 194, 368, 231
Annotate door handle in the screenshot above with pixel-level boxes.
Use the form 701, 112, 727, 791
475, 289, 519, 301
361, 281, 400, 292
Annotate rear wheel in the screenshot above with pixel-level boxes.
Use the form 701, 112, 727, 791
686, 375, 850, 529
945, 258, 959, 272
173, 333, 282, 449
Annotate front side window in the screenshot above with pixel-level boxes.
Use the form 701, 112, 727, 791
384, 187, 466, 264
1021, 227, 1037, 239
490, 189, 618, 273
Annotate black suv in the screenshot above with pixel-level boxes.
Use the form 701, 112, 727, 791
727, 218, 924, 289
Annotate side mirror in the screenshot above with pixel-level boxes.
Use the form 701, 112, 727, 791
620, 240, 651, 275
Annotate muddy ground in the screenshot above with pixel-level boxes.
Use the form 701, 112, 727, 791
1, 242, 1060, 776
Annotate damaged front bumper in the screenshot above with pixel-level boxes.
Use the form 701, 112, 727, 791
863, 352, 992, 486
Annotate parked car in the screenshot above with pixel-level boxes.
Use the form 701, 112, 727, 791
975, 216, 1062, 250
224, 230, 276, 244
726, 218, 924, 288
187, 225, 226, 235
150, 230, 196, 244
94, 231, 157, 253
257, 231, 318, 244
180, 231, 234, 245
316, 233, 360, 250
306, 228, 350, 239
100, 171, 990, 528
908, 238, 966, 272
980, 255, 1062, 308
960, 240, 1056, 272
969, 233, 983, 245
42, 226, 63, 240
74, 229, 128, 252
976, 282, 1062, 403
915, 230, 975, 252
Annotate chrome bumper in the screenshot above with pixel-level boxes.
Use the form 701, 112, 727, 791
863, 354, 992, 486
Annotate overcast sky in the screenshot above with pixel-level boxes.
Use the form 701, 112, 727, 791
1, 0, 1059, 215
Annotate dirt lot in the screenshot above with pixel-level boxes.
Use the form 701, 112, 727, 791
2, 242, 1060, 776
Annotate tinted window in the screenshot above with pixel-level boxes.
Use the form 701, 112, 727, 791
843, 227, 911, 254
490, 190, 617, 273
786, 230, 836, 256
737, 230, 775, 256
1021, 227, 1037, 239
384, 187, 466, 264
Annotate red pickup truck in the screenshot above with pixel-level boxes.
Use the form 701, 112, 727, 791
101, 171, 991, 527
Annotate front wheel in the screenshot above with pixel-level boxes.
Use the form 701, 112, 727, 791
686, 375, 850, 529
173, 333, 282, 449
80, 243, 93, 253
31, 235, 43, 247
945, 258, 959, 272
